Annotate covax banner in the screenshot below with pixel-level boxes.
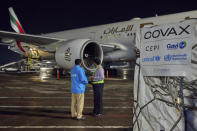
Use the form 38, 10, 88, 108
140, 20, 196, 76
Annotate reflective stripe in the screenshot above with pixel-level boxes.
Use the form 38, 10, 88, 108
92, 65, 104, 84
92, 80, 104, 84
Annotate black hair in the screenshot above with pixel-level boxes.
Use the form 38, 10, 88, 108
75, 59, 82, 65
94, 58, 100, 65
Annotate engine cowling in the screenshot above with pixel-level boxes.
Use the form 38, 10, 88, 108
55, 39, 103, 71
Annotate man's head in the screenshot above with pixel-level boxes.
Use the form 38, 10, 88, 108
75, 59, 82, 66
94, 58, 101, 65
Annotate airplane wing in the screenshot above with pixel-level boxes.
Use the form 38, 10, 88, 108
0, 30, 65, 45
0, 30, 121, 52
0, 42, 12, 46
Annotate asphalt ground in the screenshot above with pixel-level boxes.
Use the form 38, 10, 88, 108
0, 73, 133, 131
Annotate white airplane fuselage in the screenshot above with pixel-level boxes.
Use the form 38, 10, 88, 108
3, 9, 197, 70
42, 10, 197, 62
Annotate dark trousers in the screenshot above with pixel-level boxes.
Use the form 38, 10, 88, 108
93, 83, 104, 115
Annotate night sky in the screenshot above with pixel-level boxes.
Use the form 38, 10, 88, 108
0, 0, 196, 64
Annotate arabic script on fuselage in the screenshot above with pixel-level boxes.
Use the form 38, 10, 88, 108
103, 25, 133, 34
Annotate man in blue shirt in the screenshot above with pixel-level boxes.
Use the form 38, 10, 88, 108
70, 59, 88, 120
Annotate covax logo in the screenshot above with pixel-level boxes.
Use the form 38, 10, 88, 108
144, 25, 190, 39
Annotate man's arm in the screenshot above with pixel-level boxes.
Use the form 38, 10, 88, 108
78, 69, 88, 84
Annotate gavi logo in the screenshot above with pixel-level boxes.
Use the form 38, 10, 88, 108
167, 41, 187, 50
179, 41, 187, 49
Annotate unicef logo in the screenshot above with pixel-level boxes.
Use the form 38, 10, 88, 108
142, 55, 160, 62
155, 56, 160, 61
179, 41, 187, 49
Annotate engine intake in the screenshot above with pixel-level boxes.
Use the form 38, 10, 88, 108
55, 39, 103, 71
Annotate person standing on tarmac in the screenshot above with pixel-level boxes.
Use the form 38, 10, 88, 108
70, 59, 88, 120
91, 58, 105, 117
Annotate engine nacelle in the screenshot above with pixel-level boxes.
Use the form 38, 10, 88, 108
55, 39, 103, 71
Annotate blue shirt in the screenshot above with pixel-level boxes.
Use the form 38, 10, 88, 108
70, 65, 88, 94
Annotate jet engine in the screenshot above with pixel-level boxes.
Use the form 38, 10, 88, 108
55, 39, 103, 71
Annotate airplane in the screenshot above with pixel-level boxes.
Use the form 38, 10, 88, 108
0, 7, 197, 71
2, 7, 54, 60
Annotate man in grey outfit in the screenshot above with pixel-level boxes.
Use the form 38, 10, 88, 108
91, 58, 105, 116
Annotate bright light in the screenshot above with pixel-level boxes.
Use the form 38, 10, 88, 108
40, 72, 48, 80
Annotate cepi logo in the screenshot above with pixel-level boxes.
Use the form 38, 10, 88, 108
167, 41, 187, 50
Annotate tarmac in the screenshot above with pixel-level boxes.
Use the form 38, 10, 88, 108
0, 73, 133, 131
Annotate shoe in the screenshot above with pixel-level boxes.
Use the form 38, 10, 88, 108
76, 116, 86, 120
94, 114, 102, 117
71, 117, 76, 119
